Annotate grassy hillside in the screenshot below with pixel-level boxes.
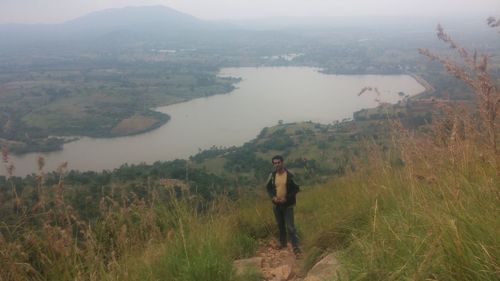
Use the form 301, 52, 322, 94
1, 113, 497, 280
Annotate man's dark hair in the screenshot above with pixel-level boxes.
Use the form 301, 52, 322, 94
272, 155, 284, 163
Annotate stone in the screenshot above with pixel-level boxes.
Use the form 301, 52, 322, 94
270, 264, 293, 281
233, 257, 263, 276
304, 253, 340, 281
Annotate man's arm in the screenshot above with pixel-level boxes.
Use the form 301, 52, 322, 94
265, 173, 275, 199
286, 173, 300, 200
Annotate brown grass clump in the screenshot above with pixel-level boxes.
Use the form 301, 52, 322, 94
0, 151, 170, 280
487, 16, 500, 30
321, 22, 500, 280
418, 24, 500, 172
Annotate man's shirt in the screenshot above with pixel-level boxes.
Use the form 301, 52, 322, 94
275, 171, 287, 201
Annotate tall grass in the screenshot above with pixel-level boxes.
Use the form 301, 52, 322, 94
0, 162, 167, 280
296, 152, 498, 280
98, 189, 276, 281
294, 24, 499, 280
0, 156, 274, 280
292, 100, 499, 279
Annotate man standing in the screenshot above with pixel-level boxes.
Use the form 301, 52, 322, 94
266, 155, 301, 255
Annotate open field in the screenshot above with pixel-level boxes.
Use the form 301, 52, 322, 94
0, 57, 238, 153
111, 114, 159, 135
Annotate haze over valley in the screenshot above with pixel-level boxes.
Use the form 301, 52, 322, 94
1, 2, 499, 280
0, 4, 499, 175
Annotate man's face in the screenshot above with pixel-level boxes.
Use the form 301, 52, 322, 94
272, 159, 283, 172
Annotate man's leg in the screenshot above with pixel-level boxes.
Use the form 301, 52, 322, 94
284, 206, 300, 253
273, 205, 287, 248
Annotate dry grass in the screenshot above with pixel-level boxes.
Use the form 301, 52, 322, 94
419, 24, 500, 171
292, 22, 500, 280
0, 154, 169, 280
0, 150, 265, 281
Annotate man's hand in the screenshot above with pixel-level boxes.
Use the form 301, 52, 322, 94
272, 196, 286, 204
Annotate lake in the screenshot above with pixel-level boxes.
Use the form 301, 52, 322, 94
4, 67, 425, 177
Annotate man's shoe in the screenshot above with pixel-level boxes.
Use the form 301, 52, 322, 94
293, 247, 302, 256
276, 244, 287, 250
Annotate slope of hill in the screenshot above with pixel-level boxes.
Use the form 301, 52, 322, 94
65, 5, 202, 29
0, 5, 210, 48
1, 107, 498, 280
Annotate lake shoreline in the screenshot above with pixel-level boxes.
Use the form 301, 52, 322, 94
3, 67, 427, 177
7, 69, 430, 157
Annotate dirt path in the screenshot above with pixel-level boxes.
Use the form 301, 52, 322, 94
256, 240, 304, 281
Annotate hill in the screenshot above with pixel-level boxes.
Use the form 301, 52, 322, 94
65, 5, 202, 29
0, 5, 207, 48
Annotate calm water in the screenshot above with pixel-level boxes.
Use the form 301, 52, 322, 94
4, 67, 425, 176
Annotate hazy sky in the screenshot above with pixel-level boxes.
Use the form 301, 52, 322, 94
0, 0, 499, 24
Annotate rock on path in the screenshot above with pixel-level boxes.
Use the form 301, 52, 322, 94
233, 240, 341, 281
234, 240, 302, 281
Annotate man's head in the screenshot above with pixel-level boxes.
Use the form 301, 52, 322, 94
272, 155, 284, 172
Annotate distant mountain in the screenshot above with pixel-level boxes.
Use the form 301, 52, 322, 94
0, 6, 208, 49
64, 5, 203, 31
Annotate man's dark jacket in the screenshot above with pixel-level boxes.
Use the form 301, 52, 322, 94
266, 169, 300, 207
